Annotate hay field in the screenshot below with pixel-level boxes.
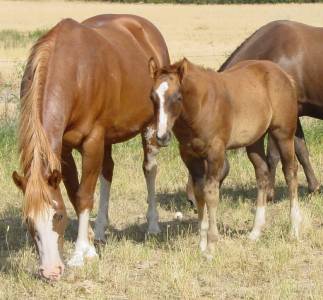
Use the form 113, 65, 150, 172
0, 1, 323, 299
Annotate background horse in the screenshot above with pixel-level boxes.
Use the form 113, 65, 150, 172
149, 58, 300, 259
219, 20, 322, 199
12, 14, 169, 281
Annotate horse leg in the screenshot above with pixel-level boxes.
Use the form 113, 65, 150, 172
203, 139, 225, 259
271, 131, 301, 239
246, 137, 269, 240
186, 156, 229, 208
294, 119, 320, 193
94, 144, 114, 243
179, 147, 207, 252
61, 148, 79, 212
142, 125, 160, 234
68, 127, 104, 267
267, 134, 280, 202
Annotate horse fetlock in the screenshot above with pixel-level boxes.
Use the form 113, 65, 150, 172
147, 220, 161, 235
248, 229, 262, 241
290, 205, 302, 240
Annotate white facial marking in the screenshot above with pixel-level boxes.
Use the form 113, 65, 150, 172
94, 176, 111, 241
249, 206, 266, 241
68, 209, 98, 267
34, 206, 62, 267
156, 81, 169, 138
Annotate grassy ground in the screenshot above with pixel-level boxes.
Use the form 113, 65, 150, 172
0, 2, 323, 299
0, 65, 323, 300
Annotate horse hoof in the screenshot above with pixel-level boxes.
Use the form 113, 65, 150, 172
308, 183, 320, 194
67, 254, 84, 267
147, 224, 161, 235
202, 251, 214, 261
85, 246, 98, 259
248, 230, 261, 241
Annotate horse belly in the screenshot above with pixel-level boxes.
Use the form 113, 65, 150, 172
227, 106, 272, 149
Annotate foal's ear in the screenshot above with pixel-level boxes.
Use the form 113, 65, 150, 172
48, 169, 62, 189
148, 57, 158, 79
178, 57, 189, 83
12, 171, 27, 192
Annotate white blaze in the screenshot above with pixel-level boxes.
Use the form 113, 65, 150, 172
156, 81, 169, 138
34, 206, 62, 267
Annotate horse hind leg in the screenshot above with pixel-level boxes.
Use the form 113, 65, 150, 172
294, 119, 320, 194
142, 125, 161, 234
271, 129, 301, 239
94, 144, 114, 243
246, 137, 269, 241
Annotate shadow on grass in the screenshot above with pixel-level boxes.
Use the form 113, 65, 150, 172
0, 183, 315, 273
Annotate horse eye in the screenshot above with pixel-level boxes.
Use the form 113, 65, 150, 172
54, 213, 63, 222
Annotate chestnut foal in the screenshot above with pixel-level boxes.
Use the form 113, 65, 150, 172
149, 58, 301, 258
12, 14, 169, 280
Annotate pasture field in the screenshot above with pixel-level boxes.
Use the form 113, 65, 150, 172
0, 1, 323, 299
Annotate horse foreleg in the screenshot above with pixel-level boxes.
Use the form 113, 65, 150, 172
179, 146, 207, 252
94, 144, 113, 243
142, 125, 160, 234
68, 127, 104, 267
186, 157, 229, 209
61, 149, 79, 212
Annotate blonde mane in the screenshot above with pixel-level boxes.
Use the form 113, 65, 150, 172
19, 26, 61, 218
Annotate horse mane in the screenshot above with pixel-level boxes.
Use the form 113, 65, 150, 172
19, 25, 61, 218
218, 25, 264, 72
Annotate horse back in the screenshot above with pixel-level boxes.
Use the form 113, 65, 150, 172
219, 20, 323, 115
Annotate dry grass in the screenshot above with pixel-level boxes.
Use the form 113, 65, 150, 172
0, 2, 323, 299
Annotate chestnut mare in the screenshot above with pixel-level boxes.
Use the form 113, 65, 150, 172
219, 20, 322, 198
149, 58, 301, 258
12, 14, 169, 280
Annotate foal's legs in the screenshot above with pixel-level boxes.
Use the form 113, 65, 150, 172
271, 131, 301, 239
142, 125, 160, 234
246, 137, 270, 240
179, 148, 208, 252
68, 127, 105, 266
186, 157, 230, 208
94, 144, 114, 242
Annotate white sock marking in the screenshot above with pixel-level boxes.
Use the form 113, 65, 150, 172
291, 203, 302, 239
249, 206, 266, 241
156, 81, 169, 138
68, 209, 97, 267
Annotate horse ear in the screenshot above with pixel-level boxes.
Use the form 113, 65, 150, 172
178, 57, 189, 83
148, 57, 158, 79
12, 171, 26, 192
48, 169, 62, 189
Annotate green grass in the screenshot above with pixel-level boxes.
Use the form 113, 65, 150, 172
0, 71, 322, 298
0, 29, 47, 49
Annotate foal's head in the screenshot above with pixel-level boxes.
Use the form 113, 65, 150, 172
149, 58, 188, 147
12, 169, 67, 280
